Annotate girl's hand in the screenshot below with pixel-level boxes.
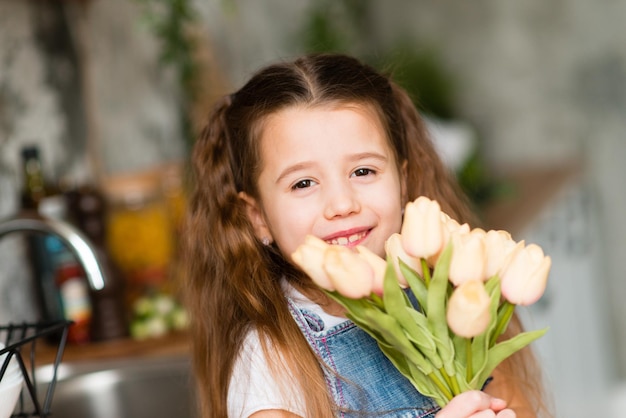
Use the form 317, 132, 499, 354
435, 391, 516, 418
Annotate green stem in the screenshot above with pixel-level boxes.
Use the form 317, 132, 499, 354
490, 301, 515, 347
427, 372, 453, 402
421, 258, 431, 288
439, 367, 453, 391
465, 338, 473, 382
449, 369, 461, 396
439, 367, 462, 397
370, 292, 384, 309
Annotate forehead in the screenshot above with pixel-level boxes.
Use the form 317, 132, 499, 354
258, 101, 389, 148
254, 103, 397, 182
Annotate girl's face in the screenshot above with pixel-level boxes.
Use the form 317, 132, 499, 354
241, 104, 406, 259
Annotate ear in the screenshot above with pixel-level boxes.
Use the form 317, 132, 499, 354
238, 192, 273, 244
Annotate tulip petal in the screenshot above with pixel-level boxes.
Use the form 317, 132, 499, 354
291, 237, 335, 291
323, 246, 374, 299
447, 280, 491, 338
448, 230, 487, 286
401, 197, 444, 260
500, 243, 551, 306
385, 233, 422, 288
355, 245, 388, 295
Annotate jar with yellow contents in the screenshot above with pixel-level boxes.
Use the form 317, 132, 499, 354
103, 170, 175, 307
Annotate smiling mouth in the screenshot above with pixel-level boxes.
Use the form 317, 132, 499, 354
326, 231, 368, 246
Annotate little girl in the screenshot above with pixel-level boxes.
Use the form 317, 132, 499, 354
183, 53, 548, 418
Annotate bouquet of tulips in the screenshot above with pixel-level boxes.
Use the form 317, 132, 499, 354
291, 196, 550, 407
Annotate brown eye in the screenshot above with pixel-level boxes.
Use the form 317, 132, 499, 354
292, 179, 315, 190
352, 168, 375, 177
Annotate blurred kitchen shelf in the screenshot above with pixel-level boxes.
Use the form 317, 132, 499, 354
481, 162, 582, 237
36, 330, 190, 365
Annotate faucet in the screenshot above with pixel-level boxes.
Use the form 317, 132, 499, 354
0, 210, 106, 291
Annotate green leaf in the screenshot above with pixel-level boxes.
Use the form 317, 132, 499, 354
491, 300, 516, 348
372, 336, 450, 406
470, 327, 549, 388
404, 307, 443, 369
398, 258, 428, 311
452, 333, 467, 365
468, 276, 501, 383
361, 308, 436, 376
382, 260, 413, 314
426, 243, 456, 377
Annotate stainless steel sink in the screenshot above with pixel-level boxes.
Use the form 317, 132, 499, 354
32, 355, 197, 418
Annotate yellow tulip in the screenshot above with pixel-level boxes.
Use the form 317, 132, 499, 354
323, 245, 375, 298
499, 242, 551, 306
448, 229, 487, 286
291, 235, 335, 291
401, 196, 445, 260
385, 233, 421, 288
355, 245, 388, 295
446, 279, 491, 338
483, 229, 518, 278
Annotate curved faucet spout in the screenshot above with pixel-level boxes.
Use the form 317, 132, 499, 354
0, 211, 106, 291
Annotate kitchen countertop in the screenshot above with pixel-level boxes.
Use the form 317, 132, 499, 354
37, 330, 190, 365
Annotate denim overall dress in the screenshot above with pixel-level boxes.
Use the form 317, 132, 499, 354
287, 297, 440, 418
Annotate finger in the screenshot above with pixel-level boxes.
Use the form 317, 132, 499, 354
489, 397, 508, 412
435, 391, 494, 417
495, 409, 516, 418
467, 411, 497, 418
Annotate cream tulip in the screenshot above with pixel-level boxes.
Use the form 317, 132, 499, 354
448, 229, 488, 286
385, 233, 423, 289
500, 242, 551, 306
483, 230, 518, 278
323, 245, 375, 299
427, 214, 471, 266
355, 245, 388, 295
401, 196, 445, 260
291, 235, 335, 291
446, 279, 491, 338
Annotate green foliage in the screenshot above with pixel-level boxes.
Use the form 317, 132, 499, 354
134, 0, 200, 153
377, 44, 457, 120
135, 0, 198, 96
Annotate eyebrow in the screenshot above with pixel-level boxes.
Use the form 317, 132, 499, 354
275, 162, 314, 185
274, 151, 389, 185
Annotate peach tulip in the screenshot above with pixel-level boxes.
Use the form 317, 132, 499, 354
323, 245, 375, 298
446, 279, 491, 338
483, 229, 518, 278
427, 214, 471, 266
448, 229, 487, 286
499, 242, 551, 306
384, 233, 422, 288
291, 236, 335, 291
401, 196, 445, 260
355, 245, 388, 295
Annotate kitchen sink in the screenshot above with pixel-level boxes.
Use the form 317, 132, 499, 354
31, 355, 197, 418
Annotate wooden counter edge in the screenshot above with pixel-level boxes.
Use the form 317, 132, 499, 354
35, 330, 191, 365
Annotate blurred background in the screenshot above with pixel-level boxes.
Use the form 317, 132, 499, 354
0, 1, 624, 417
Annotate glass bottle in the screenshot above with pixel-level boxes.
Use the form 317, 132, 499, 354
65, 185, 128, 341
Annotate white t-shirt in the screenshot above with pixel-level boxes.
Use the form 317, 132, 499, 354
227, 284, 348, 417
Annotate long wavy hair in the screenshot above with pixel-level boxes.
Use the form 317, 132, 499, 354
183, 53, 547, 417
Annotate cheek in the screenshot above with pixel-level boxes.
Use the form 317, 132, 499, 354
264, 199, 316, 254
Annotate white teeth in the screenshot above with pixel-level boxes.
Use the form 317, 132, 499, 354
347, 233, 360, 243
327, 232, 365, 246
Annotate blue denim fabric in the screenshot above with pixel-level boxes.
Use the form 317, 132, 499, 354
287, 298, 440, 418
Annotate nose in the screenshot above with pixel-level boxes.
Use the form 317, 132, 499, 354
322, 180, 361, 219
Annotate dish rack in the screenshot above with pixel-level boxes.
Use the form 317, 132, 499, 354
0, 321, 71, 418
